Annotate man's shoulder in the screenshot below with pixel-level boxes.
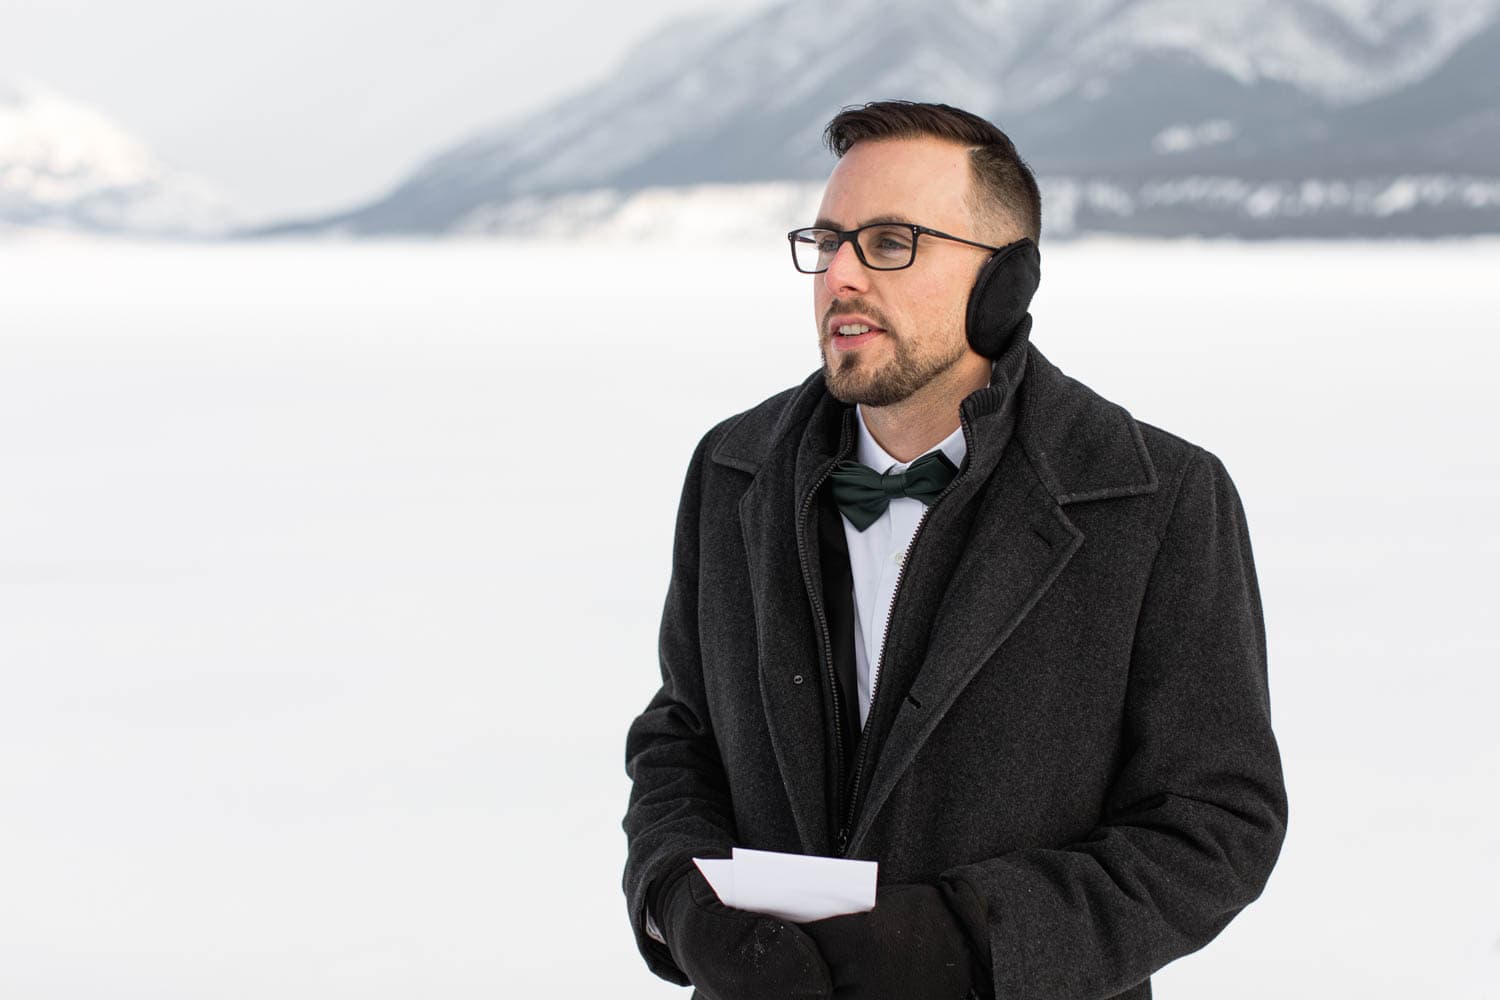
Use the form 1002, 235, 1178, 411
695, 368, 827, 475
1019, 345, 1227, 506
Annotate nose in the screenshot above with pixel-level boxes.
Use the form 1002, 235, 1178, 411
822, 239, 868, 297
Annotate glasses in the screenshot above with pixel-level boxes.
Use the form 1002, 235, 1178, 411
787, 223, 1003, 273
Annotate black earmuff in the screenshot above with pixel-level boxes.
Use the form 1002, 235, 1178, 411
964, 237, 1040, 359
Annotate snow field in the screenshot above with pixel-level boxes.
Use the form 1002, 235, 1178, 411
1, 236, 1497, 998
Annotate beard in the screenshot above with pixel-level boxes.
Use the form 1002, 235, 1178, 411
822, 325, 969, 407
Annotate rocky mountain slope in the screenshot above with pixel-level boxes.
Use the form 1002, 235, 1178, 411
263, 0, 1500, 238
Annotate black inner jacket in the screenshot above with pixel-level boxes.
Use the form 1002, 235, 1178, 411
816, 484, 861, 827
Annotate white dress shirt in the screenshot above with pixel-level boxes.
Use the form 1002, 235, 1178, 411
841, 405, 967, 728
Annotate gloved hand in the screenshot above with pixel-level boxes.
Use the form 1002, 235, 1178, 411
798, 880, 992, 1000
654, 859, 832, 1000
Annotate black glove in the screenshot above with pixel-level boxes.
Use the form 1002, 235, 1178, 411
798, 880, 992, 1000
654, 859, 832, 1000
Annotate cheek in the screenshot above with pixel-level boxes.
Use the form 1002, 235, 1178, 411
895, 300, 963, 354
932, 281, 973, 335
814, 292, 840, 337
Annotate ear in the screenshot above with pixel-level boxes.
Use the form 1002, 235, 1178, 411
964, 237, 1040, 359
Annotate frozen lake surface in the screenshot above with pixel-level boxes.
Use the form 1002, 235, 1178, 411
2, 236, 1498, 997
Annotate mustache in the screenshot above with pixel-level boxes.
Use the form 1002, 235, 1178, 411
823, 300, 894, 335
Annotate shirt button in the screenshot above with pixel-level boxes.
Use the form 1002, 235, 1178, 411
792, 674, 805, 685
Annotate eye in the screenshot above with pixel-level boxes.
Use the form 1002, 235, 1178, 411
864, 225, 913, 261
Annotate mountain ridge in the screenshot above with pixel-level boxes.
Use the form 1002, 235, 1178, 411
0, 77, 239, 237
256, 0, 1500, 239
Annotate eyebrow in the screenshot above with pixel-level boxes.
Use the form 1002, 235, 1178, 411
812, 215, 917, 230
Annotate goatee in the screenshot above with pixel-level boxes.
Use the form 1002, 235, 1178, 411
822, 332, 968, 408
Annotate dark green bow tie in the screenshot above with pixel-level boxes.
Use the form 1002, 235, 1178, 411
828, 450, 959, 531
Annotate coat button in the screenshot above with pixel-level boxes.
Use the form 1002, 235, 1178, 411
792, 674, 805, 685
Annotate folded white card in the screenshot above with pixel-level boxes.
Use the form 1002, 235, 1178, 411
693, 858, 736, 908
693, 848, 878, 923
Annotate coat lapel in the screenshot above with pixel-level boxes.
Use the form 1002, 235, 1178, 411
848, 345, 1159, 854
848, 447, 1082, 853
734, 391, 853, 854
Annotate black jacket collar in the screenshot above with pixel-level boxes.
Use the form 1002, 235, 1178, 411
711, 331, 1158, 507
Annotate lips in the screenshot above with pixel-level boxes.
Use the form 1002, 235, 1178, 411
829, 327, 882, 351
827, 314, 887, 338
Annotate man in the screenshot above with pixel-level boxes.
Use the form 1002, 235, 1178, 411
622, 101, 1287, 1000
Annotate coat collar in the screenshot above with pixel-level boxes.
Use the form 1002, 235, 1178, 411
714, 330, 1158, 854
711, 339, 1159, 507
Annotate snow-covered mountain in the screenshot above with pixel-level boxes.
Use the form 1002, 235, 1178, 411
0, 78, 238, 237
265, 0, 1500, 239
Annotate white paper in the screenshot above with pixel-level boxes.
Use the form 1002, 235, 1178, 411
691, 848, 877, 923
693, 857, 736, 907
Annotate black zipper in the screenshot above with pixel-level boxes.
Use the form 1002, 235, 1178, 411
834, 409, 975, 857
796, 412, 855, 841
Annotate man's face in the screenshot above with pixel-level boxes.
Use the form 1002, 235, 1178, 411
812, 135, 998, 408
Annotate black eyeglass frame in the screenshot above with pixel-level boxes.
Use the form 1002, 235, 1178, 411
786, 223, 1004, 273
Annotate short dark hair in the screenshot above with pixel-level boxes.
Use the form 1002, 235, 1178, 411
822, 100, 1042, 242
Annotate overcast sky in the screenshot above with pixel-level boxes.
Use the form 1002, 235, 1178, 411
2, 0, 776, 222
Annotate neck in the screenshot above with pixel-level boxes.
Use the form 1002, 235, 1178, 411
858, 353, 991, 463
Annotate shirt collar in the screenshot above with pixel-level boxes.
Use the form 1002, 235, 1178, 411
854, 404, 968, 475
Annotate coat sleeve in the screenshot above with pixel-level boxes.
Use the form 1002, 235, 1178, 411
943, 447, 1289, 1000
621, 425, 740, 985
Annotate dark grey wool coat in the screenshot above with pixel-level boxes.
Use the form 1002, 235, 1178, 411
622, 320, 1288, 1000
